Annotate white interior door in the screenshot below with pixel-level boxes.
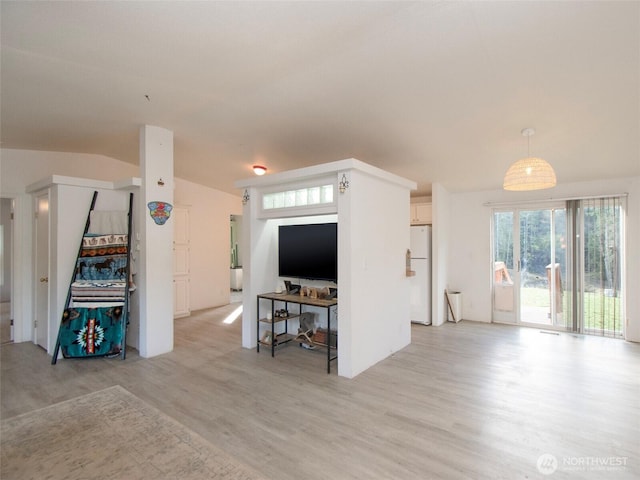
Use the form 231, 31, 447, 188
173, 206, 190, 318
34, 192, 50, 350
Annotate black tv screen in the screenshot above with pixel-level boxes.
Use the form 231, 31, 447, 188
278, 223, 337, 282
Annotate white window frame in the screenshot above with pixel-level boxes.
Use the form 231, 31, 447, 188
258, 176, 338, 219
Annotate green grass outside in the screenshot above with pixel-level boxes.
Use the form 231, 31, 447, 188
520, 287, 622, 335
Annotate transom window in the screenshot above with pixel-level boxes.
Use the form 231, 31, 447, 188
262, 184, 334, 210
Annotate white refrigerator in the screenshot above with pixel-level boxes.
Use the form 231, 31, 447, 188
410, 225, 432, 325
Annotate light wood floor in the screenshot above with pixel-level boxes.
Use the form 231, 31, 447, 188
2, 304, 639, 479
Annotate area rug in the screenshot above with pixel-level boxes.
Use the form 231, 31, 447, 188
1, 385, 266, 480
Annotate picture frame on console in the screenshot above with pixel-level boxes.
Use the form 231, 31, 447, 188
284, 280, 300, 294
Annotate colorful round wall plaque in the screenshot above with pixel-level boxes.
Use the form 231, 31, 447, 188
147, 201, 173, 225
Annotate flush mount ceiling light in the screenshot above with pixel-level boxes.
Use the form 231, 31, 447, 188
252, 165, 267, 176
503, 128, 556, 191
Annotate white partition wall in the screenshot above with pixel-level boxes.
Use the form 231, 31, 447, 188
240, 196, 279, 348
236, 159, 416, 378
337, 168, 413, 377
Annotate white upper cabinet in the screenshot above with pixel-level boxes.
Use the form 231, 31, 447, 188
410, 203, 432, 225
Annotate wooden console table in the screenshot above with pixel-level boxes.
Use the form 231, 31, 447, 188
256, 292, 337, 373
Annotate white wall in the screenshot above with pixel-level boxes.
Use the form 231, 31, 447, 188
626, 177, 640, 341
447, 176, 640, 342
339, 169, 412, 377
431, 183, 451, 326
174, 178, 242, 310
240, 189, 278, 348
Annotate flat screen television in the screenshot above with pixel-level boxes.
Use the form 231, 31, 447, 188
278, 223, 337, 282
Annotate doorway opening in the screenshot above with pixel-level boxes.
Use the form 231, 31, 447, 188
1, 198, 13, 344
230, 215, 243, 303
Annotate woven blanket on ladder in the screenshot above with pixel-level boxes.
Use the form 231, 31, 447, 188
71, 233, 128, 308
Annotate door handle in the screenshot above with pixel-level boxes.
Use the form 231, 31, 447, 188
39, 277, 48, 283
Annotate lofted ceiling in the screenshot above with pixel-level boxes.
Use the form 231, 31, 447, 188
1, 1, 638, 196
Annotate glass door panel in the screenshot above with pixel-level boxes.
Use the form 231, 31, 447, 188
492, 211, 516, 323
493, 205, 569, 329
581, 198, 624, 337
519, 209, 552, 325
553, 208, 571, 329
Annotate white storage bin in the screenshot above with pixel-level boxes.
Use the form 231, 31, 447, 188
447, 292, 462, 322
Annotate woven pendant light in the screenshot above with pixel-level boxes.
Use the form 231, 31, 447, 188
503, 128, 556, 191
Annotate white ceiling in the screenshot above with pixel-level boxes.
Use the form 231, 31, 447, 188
2, 1, 638, 196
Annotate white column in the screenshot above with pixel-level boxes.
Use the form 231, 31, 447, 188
139, 125, 174, 357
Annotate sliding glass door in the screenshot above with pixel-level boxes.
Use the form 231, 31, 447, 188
492, 204, 568, 328
492, 197, 625, 337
